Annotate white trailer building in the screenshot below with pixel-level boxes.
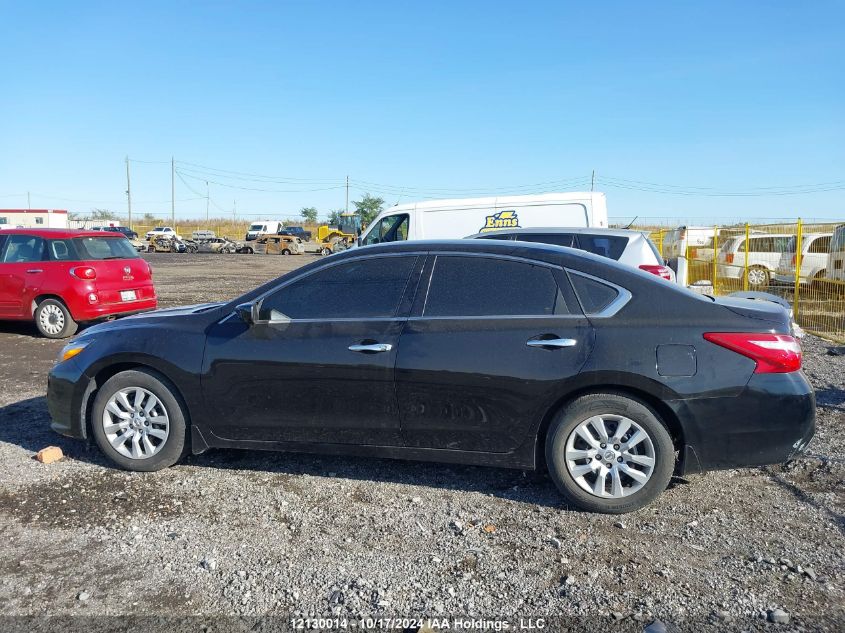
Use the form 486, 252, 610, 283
0, 209, 69, 229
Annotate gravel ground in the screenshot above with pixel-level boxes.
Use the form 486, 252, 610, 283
0, 252, 843, 632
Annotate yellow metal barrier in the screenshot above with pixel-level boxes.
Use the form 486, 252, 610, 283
634, 220, 845, 342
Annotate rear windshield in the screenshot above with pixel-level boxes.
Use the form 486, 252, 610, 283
482, 232, 629, 261
785, 236, 797, 253
249, 224, 265, 231
47, 237, 139, 261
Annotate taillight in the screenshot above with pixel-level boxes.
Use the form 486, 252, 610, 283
639, 264, 673, 281
703, 332, 802, 373
70, 266, 97, 280
791, 254, 796, 266
725, 253, 734, 264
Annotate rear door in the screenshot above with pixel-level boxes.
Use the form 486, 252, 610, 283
0, 234, 46, 317
395, 253, 594, 453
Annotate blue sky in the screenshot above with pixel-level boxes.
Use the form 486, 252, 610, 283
1, 1, 843, 223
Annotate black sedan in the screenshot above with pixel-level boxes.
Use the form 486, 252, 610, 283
47, 240, 815, 513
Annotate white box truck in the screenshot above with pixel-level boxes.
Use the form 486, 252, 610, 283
357, 192, 608, 247
245, 220, 284, 241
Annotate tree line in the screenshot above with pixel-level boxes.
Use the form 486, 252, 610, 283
76, 193, 387, 227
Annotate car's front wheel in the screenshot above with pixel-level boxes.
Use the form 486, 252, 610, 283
545, 393, 675, 513
91, 369, 187, 471
34, 298, 78, 339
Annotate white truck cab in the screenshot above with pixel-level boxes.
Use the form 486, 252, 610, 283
357, 192, 608, 247
245, 221, 283, 241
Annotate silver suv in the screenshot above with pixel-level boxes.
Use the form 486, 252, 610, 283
467, 227, 675, 282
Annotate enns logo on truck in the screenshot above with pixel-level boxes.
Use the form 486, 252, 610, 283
480, 210, 521, 233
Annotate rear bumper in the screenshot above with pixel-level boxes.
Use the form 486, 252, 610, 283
671, 371, 815, 475
73, 298, 157, 322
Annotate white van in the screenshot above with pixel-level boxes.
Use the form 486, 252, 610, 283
245, 221, 283, 241
773, 232, 832, 286
661, 226, 720, 288
828, 224, 845, 282
357, 192, 608, 247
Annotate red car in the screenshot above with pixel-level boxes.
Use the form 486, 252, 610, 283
0, 228, 157, 338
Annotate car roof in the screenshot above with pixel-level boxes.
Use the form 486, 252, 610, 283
464, 227, 647, 239
0, 228, 126, 239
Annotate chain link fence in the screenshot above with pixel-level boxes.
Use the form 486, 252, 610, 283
639, 221, 845, 341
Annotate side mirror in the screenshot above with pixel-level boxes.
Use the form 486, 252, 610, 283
235, 302, 258, 325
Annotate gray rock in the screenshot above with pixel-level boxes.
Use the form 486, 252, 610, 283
768, 608, 790, 624
77, 591, 90, 602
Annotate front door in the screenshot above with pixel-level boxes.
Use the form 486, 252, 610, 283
396, 254, 594, 454
201, 253, 423, 446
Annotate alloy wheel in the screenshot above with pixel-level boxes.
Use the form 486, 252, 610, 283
564, 414, 656, 498
102, 387, 170, 459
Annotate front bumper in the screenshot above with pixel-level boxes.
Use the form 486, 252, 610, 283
671, 371, 815, 475
47, 358, 90, 440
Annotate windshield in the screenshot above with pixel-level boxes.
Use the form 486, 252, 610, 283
73, 236, 140, 260
249, 224, 265, 231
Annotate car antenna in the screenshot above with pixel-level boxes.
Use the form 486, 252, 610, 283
624, 215, 639, 229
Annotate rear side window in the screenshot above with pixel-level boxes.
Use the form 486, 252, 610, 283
47, 239, 76, 261
259, 256, 416, 321
808, 236, 831, 254
1, 234, 45, 263
73, 237, 139, 260
424, 256, 569, 317
568, 271, 620, 315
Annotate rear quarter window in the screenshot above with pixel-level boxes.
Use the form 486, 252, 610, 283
567, 271, 621, 315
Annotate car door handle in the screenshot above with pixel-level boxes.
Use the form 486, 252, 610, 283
348, 343, 393, 353
526, 337, 577, 348
26, 269, 43, 274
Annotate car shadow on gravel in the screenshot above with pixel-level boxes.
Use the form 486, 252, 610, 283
0, 396, 108, 466
765, 466, 845, 536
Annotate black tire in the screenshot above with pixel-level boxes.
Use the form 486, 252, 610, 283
320, 247, 331, 256
34, 298, 78, 339
545, 392, 675, 514
282, 248, 291, 255
91, 369, 187, 472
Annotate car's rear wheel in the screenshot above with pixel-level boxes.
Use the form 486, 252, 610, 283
320, 247, 332, 256
545, 393, 675, 513
282, 248, 291, 255
91, 369, 187, 472
747, 266, 770, 287
34, 298, 78, 339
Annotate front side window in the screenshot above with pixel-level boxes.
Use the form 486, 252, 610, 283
423, 256, 569, 317
1, 234, 46, 263
362, 214, 409, 246
73, 237, 139, 260
35, 217, 44, 225
259, 256, 416, 321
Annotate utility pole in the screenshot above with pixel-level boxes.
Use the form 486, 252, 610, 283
27, 191, 31, 209
591, 170, 595, 192
345, 175, 349, 214
232, 199, 236, 222
205, 181, 209, 224
125, 156, 132, 229
171, 156, 175, 224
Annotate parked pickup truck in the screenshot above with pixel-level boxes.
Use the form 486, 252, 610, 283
278, 226, 312, 242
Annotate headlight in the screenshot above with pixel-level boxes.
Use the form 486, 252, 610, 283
58, 340, 90, 363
